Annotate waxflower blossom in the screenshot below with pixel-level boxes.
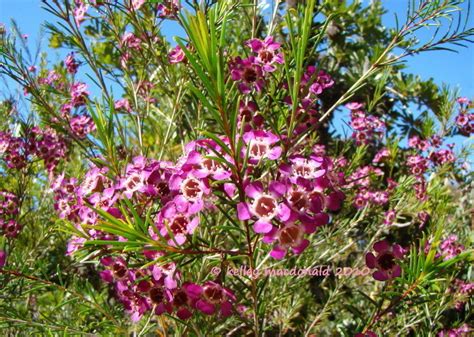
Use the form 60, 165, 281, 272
246, 36, 284, 72
366, 240, 406, 281
242, 130, 282, 164
168, 45, 186, 64
70, 115, 96, 139
121, 32, 142, 50
157, 0, 181, 18
229, 56, 265, 94
65, 52, 79, 74
195, 281, 236, 317
70, 82, 89, 107
73, 2, 88, 26
114, 98, 132, 113
237, 181, 291, 234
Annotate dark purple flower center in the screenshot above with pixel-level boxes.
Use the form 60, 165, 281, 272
112, 263, 127, 279
243, 67, 258, 83
149, 287, 164, 304
173, 290, 188, 307
204, 285, 224, 304
378, 253, 395, 270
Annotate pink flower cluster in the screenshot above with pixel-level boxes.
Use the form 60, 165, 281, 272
455, 97, 473, 136
0, 191, 21, 239
347, 103, 385, 145
157, 0, 181, 18
237, 140, 344, 259
230, 36, 284, 94
438, 324, 471, 337
99, 252, 235, 321
346, 165, 390, 209
424, 234, 465, 261
0, 127, 67, 172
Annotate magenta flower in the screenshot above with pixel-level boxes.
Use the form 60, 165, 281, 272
171, 282, 202, 320
168, 45, 186, 64
366, 240, 405, 281
154, 201, 200, 246
0, 250, 6, 268
237, 181, 291, 234
246, 36, 284, 72
383, 210, 396, 226
114, 98, 132, 113
157, 0, 181, 18
65, 52, 79, 74
242, 130, 282, 164
121, 32, 142, 50
70, 82, 89, 107
70, 115, 95, 139
229, 56, 265, 94
266, 223, 310, 259
1, 219, 22, 238
195, 281, 235, 317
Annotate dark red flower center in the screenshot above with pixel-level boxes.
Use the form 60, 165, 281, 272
149, 287, 164, 304
279, 226, 301, 246
250, 142, 268, 158
259, 50, 274, 63
243, 67, 258, 83
289, 190, 307, 210
254, 195, 277, 218
112, 263, 127, 279
204, 285, 224, 304
170, 215, 188, 234
182, 178, 202, 200
378, 253, 395, 270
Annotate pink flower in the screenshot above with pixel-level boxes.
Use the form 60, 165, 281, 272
0, 250, 6, 268
168, 45, 186, 64
157, 0, 181, 18
73, 3, 88, 26
121, 32, 142, 50
266, 223, 310, 259
70, 82, 89, 107
229, 56, 265, 94
195, 281, 235, 317
1, 219, 22, 238
383, 210, 396, 226
237, 181, 291, 234
456, 97, 471, 105
154, 202, 200, 246
242, 130, 282, 164
246, 36, 284, 72
70, 115, 95, 138
114, 98, 132, 113
65, 52, 79, 74
131, 0, 145, 10
366, 240, 405, 281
